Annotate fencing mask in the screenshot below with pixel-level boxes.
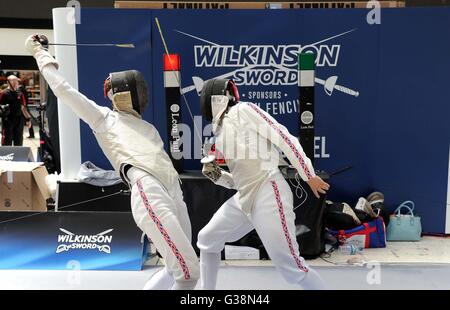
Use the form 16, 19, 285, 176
104, 70, 148, 117
200, 79, 239, 122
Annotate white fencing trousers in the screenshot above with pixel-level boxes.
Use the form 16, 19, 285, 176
130, 174, 199, 289
197, 172, 326, 290
143, 267, 174, 290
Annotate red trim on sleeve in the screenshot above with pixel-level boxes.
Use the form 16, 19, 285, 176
246, 103, 313, 180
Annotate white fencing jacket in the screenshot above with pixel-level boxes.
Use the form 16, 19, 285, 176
213, 101, 316, 215
40, 63, 178, 192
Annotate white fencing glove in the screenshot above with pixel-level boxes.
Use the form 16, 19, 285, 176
201, 156, 235, 189
201, 158, 222, 183
25, 34, 59, 71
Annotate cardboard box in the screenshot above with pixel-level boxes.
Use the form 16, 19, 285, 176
0, 162, 50, 211
115, 1, 405, 9
224, 245, 260, 260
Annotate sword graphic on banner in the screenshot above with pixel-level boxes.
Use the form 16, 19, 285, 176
176, 29, 359, 97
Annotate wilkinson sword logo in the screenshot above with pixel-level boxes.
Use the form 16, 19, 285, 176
56, 228, 113, 254
0, 153, 14, 161
178, 29, 359, 98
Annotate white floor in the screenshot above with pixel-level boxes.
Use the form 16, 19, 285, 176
0, 263, 449, 290
309, 236, 450, 266
0, 236, 449, 290
22, 126, 39, 160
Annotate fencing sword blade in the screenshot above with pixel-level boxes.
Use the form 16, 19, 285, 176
59, 228, 75, 236
115, 44, 135, 48
154, 17, 204, 148
0, 190, 126, 226
47, 43, 135, 48
97, 229, 114, 236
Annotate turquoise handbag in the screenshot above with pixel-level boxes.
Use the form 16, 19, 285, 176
386, 201, 422, 241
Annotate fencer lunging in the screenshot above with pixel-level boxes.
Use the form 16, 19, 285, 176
25, 35, 199, 290
197, 79, 329, 290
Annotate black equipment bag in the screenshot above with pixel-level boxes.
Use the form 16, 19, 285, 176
291, 175, 327, 259
227, 170, 328, 260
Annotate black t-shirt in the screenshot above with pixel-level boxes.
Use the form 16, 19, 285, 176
19, 86, 29, 105
0, 89, 24, 119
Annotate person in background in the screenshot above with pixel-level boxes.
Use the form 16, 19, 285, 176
18, 79, 35, 138
0, 75, 31, 146
0, 84, 8, 130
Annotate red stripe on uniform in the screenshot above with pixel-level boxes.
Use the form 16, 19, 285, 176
136, 180, 191, 280
271, 180, 309, 273
21, 93, 26, 106
247, 103, 313, 180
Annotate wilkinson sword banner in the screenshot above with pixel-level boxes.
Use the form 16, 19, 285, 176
0, 211, 146, 270
74, 8, 450, 233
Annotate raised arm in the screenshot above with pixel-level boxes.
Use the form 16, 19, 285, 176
25, 35, 109, 129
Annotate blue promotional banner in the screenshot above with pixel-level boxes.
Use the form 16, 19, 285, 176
75, 8, 450, 233
0, 212, 146, 270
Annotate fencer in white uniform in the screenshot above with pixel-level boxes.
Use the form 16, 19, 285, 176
25, 35, 199, 290
197, 79, 329, 290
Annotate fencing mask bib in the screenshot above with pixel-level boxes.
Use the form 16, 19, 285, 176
200, 79, 240, 122
104, 70, 149, 118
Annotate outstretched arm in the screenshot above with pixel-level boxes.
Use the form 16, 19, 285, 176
25, 35, 109, 130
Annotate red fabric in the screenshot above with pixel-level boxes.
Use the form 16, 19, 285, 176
103, 76, 111, 98
337, 223, 376, 248
20, 93, 26, 106
228, 80, 240, 102
163, 54, 181, 71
